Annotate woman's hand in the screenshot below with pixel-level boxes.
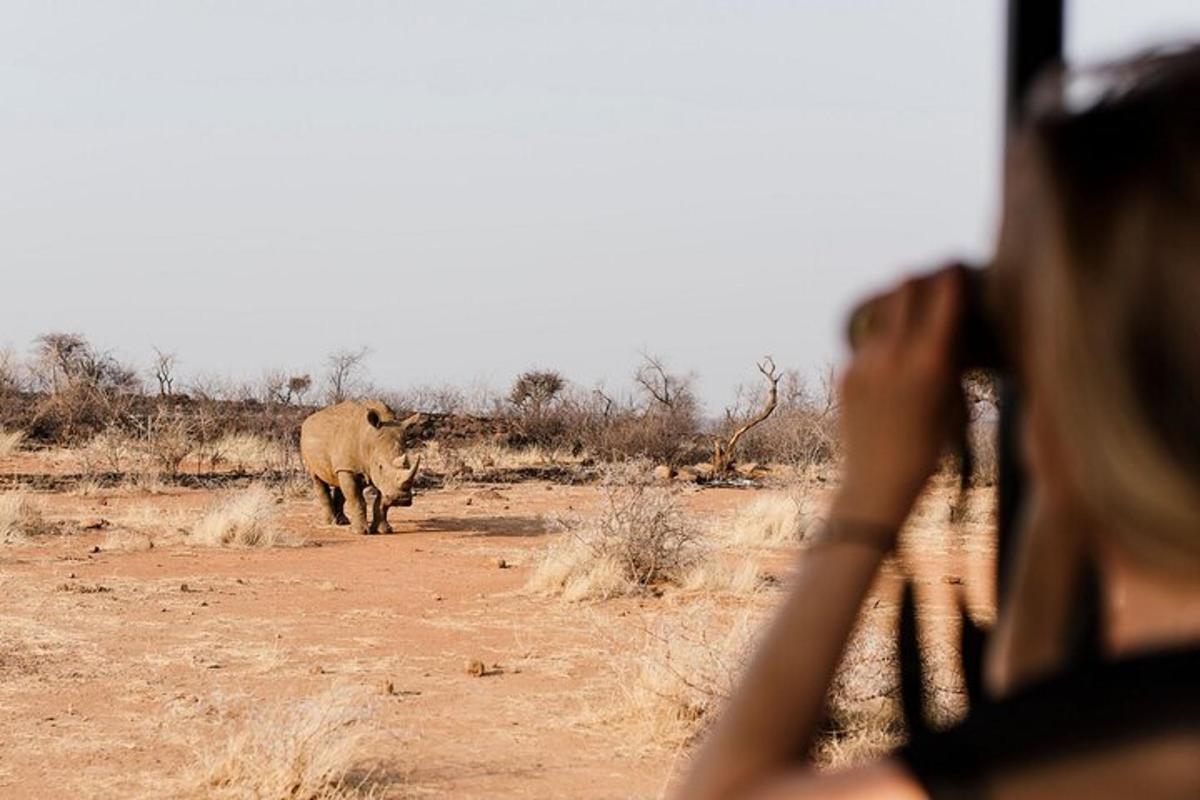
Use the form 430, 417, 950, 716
832, 266, 965, 531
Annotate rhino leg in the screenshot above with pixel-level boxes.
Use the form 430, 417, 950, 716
336, 471, 369, 535
311, 475, 339, 524
330, 487, 349, 525
370, 493, 392, 534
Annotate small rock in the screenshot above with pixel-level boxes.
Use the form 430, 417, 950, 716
433, 593, 443, 602
379, 679, 395, 696
466, 659, 486, 677
464, 497, 473, 506
90, 545, 101, 554
942, 575, 964, 585
180, 583, 191, 592
79, 517, 109, 530
652, 464, 676, 482
496, 558, 510, 569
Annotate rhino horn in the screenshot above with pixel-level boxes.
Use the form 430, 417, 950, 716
404, 453, 421, 482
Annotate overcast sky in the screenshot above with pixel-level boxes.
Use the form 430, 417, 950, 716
3, 1, 1198, 410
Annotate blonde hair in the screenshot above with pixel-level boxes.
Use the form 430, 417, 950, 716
1026, 46, 1200, 574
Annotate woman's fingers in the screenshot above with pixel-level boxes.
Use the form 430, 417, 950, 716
918, 266, 964, 358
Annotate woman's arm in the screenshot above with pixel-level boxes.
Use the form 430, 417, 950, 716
673, 268, 965, 800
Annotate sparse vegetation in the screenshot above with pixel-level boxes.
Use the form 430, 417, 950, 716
0, 490, 58, 544
680, 555, 769, 595
0, 331, 986, 797
724, 490, 820, 547
527, 465, 699, 600
616, 607, 758, 750
188, 486, 295, 548
180, 687, 382, 800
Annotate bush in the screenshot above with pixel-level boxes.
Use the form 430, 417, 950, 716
527, 465, 698, 600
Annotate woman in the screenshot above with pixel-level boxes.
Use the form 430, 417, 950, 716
675, 46, 1200, 800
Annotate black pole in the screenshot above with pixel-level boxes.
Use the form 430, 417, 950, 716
996, 1, 1063, 603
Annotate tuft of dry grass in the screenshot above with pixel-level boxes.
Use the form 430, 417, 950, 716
723, 490, 820, 547
680, 555, 769, 596
526, 472, 698, 601
179, 687, 383, 800
188, 486, 297, 548
0, 490, 59, 544
0, 428, 25, 458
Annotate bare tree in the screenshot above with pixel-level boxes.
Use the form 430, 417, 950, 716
0, 348, 23, 395
712, 356, 781, 475
152, 347, 177, 397
634, 353, 696, 412
324, 347, 370, 404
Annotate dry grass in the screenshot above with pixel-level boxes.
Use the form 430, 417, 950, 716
0, 428, 24, 458
78, 427, 141, 475
526, 474, 698, 601
179, 686, 383, 800
814, 626, 905, 768
188, 486, 297, 548
0, 490, 59, 544
200, 432, 294, 472
723, 490, 820, 547
680, 555, 769, 596
615, 606, 758, 750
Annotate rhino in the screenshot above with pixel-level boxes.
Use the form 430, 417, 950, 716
299, 400, 422, 534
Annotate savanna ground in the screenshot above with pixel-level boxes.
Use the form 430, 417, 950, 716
0, 437, 997, 799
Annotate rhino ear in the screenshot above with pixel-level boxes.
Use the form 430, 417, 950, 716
399, 412, 423, 431
366, 409, 383, 429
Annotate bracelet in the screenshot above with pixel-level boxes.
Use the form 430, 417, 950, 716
807, 517, 899, 553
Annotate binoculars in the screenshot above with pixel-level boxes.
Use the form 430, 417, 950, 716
846, 264, 1008, 372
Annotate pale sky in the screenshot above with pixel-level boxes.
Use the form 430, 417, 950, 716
3, 1, 1198, 410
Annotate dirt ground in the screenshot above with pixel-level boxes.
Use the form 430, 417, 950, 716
0, 455, 996, 799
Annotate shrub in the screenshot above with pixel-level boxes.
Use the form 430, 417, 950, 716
527, 467, 698, 600
188, 487, 295, 548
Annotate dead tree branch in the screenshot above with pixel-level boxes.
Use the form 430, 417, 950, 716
712, 356, 781, 475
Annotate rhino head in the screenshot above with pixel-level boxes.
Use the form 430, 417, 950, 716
365, 409, 423, 507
